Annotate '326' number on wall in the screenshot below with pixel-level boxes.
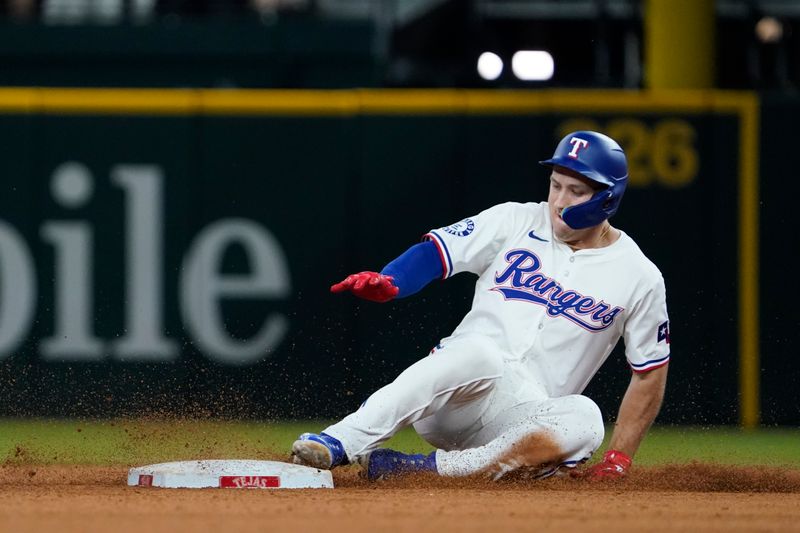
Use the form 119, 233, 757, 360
557, 118, 698, 188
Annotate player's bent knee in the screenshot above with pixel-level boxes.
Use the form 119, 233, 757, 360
576, 396, 604, 451
559, 395, 604, 453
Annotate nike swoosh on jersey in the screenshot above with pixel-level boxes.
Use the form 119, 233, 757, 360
527, 230, 549, 242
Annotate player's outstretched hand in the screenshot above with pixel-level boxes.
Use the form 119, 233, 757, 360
330, 271, 399, 303
575, 449, 631, 480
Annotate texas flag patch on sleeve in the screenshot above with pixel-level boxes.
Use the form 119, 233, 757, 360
657, 320, 670, 344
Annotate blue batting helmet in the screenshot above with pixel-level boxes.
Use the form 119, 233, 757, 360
539, 130, 629, 230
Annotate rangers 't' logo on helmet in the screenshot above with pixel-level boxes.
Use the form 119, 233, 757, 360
567, 137, 589, 158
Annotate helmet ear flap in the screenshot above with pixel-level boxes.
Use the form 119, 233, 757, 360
601, 190, 614, 210
561, 190, 617, 230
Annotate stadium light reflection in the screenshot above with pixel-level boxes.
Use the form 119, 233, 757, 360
477, 52, 504, 81
511, 51, 554, 81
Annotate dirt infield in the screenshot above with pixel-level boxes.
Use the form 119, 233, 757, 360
2, 464, 800, 533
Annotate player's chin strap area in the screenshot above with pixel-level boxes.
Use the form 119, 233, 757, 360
561, 190, 615, 230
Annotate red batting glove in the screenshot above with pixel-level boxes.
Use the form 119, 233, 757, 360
330, 271, 399, 303
582, 450, 632, 480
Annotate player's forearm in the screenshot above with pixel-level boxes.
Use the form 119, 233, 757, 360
380, 241, 443, 298
606, 364, 668, 458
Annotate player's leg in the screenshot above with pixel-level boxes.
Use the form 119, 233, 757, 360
433, 394, 604, 479
357, 364, 551, 480
292, 335, 505, 469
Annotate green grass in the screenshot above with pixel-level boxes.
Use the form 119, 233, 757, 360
632, 426, 800, 467
1, 419, 799, 467
0, 419, 435, 466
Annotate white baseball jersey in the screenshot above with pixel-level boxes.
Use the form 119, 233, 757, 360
424, 201, 670, 398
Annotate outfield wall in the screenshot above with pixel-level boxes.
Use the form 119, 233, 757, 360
0, 88, 788, 426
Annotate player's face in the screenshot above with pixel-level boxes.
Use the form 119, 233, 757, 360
548, 167, 598, 240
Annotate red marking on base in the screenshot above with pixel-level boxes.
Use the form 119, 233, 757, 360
219, 475, 281, 489
137, 474, 153, 487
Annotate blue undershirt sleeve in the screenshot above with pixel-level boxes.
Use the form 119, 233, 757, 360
380, 241, 444, 299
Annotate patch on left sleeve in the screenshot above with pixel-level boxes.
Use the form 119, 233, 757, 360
443, 218, 475, 237
657, 320, 670, 344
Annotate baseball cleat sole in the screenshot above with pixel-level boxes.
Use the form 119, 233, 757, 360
292, 439, 334, 470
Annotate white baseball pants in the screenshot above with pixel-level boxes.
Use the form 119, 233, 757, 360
324, 334, 604, 478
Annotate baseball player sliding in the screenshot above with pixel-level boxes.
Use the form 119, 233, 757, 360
292, 131, 670, 480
